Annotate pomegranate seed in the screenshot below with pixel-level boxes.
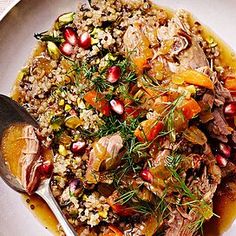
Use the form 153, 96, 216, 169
69, 179, 81, 192
215, 154, 228, 167
69, 179, 83, 197
140, 169, 153, 183
78, 32, 91, 49
63, 27, 78, 46
219, 143, 231, 158
107, 66, 122, 83
59, 42, 74, 56
110, 99, 124, 115
71, 141, 86, 153
40, 161, 53, 176
224, 102, 236, 116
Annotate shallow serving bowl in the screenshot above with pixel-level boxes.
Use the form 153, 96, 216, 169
0, 0, 236, 235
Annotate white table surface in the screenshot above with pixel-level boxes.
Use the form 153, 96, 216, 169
0, 0, 19, 20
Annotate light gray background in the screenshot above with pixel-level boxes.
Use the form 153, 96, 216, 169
0, 0, 236, 235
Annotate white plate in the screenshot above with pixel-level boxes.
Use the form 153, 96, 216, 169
0, 0, 236, 235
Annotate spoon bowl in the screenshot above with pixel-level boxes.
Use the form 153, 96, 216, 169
0, 94, 77, 236
0, 94, 38, 193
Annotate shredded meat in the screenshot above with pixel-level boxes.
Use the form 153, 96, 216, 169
202, 92, 215, 109
221, 161, 236, 179
165, 209, 199, 236
158, 10, 208, 72
86, 133, 123, 183
20, 125, 42, 194
207, 108, 231, 143
232, 130, 236, 144
178, 37, 209, 69
165, 153, 221, 236
214, 81, 233, 107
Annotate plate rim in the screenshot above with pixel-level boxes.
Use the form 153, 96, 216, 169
0, 0, 21, 21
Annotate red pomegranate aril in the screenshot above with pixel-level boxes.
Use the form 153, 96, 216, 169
59, 42, 74, 56
219, 143, 231, 158
107, 66, 122, 83
110, 99, 124, 115
224, 102, 236, 116
78, 32, 91, 49
69, 179, 80, 191
215, 154, 228, 167
140, 169, 153, 183
71, 141, 86, 153
63, 27, 78, 46
40, 161, 53, 176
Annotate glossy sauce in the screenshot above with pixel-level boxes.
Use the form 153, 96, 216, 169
1, 123, 58, 234
22, 194, 59, 235
204, 180, 236, 236
1, 123, 27, 178
9, 6, 236, 236
155, 6, 236, 235
193, 16, 236, 236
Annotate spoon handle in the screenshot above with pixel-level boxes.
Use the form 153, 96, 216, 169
36, 179, 77, 236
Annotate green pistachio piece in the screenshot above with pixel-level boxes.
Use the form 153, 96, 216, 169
55, 12, 75, 29
65, 115, 82, 129
47, 41, 61, 60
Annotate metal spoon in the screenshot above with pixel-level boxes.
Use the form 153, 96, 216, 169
0, 94, 77, 236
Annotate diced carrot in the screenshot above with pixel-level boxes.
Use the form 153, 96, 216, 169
132, 33, 153, 74
134, 120, 164, 142
123, 106, 143, 120
225, 77, 236, 91
179, 98, 201, 120
107, 196, 136, 217
107, 225, 124, 236
132, 56, 148, 74
173, 70, 214, 90
84, 90, 110, 116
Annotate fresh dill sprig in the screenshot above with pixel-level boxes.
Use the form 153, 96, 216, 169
167, 162, 215, 230
124, 71, 137, 83
117, 84, 141, 103
188, 216, 205, 235
92, 76, 111, 92
115, 189, 138, 205
169, 168, 196, 199
162, 94, 186, 142
73, 62, 96, 80
117, 57, 133, 74
165, 153, 183, 170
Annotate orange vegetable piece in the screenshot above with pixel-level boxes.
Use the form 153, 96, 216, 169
107, 194, 136, 217
131, 30, 153, 74
84, 90, 110, 116
225, 77, 236, 91
122, 106, 144, 120
140, 216, 159, 236
105, 225, 124, 236
173, 69, 214, 90
134, 120, 164, 142
179, 98, 201, 120
132, 56, 149, 74
107, 197, 136, 217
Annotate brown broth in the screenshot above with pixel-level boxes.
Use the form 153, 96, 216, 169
1, 123, 58, 234
192, 15, 236, 236
1, 123, 27, 179
9, 5, 236, 236
22, 194, 59, 235
204, 178, 236, 236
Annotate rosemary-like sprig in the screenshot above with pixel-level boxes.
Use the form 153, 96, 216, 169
34, 31, 62, 43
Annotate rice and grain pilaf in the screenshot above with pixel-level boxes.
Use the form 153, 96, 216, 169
12, 0, 236, 235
